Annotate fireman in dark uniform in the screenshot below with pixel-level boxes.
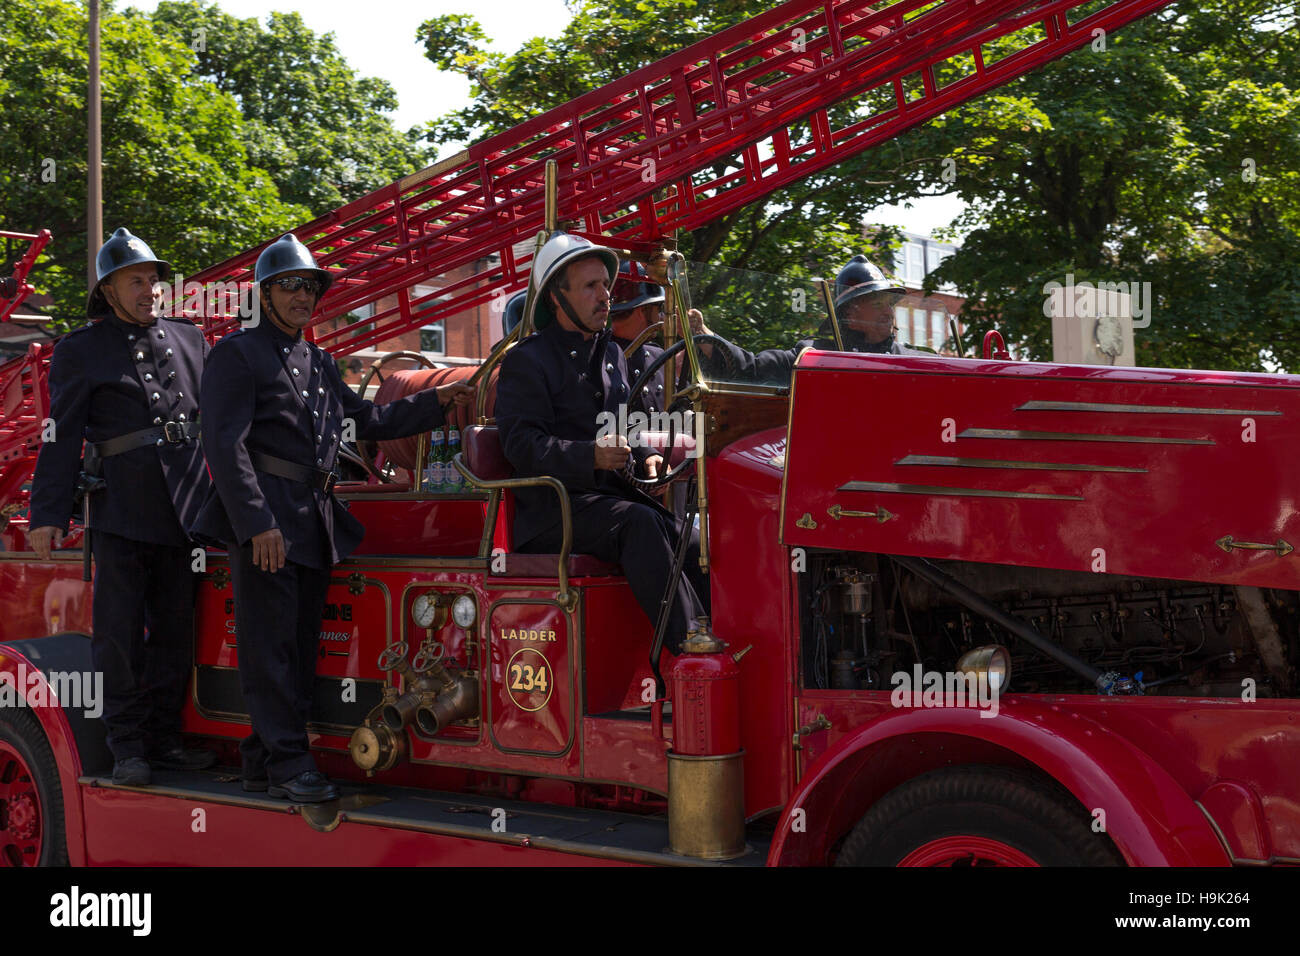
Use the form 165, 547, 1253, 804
693, 254, 921, 382
193, 234, 474, 802
609, 261, 667, 417
494, 232, 708, 654
28, 227, 214, 786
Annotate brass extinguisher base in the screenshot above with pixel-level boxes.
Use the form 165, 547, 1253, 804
666, 749, 746, 860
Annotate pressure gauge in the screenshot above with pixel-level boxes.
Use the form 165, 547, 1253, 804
452, 594, 477, 629
411, 593, 447, 630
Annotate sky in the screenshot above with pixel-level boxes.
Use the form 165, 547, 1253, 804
126, 0, 965, 238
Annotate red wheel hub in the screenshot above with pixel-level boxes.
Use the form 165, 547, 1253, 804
899, 835, 1039, 867
0, 742, 43, 867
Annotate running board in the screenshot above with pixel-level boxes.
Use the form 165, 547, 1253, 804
78, 770, 768, 867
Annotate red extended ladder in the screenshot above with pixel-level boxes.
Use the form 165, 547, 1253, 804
0, 0, 1177, 515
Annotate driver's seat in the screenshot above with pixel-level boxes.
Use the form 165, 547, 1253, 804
458, 425, 621, 584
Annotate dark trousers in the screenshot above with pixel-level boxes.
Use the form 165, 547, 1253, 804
90, 530, 196, 762
229, 546, 330, 784
520, 497, 710, 652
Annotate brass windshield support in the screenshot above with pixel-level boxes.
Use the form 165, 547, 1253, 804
662, 254, 710, 573
544, 158, 557, 234
817, 278, 843, 350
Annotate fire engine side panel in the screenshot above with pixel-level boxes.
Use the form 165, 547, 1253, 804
341, 495, 485, 557
185, 556, 671, 792
487, 602, 573, 754
782, 354, 1300, 590
0, 554, 93, 640
709, 433, 797, 817
78, 786, 634, 866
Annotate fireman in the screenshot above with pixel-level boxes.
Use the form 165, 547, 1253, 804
28, 227, 215, 786
691, 253, 920, 381
609, 260, 667, 417
493, 232, 709, 654
192, 233, 474, 803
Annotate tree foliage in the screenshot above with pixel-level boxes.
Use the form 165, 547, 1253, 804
150, 1, 429, 211
418, 0, 1300, 370
0, 0, 426, 326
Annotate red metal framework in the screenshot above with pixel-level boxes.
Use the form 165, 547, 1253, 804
185, 0, 1177, 354
0, 230, 51, 326
0, 0, 1177, 516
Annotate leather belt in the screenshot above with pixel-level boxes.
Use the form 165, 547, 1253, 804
250, 450, 337, 494
94, 420, 199, 458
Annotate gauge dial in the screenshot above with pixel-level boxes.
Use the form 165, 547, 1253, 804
411, 593, 443, 629
452, 594, 476, 628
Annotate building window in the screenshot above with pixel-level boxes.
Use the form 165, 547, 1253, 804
930, 311, 946, 351
419, 323, 445, 355
904, 242, 925, 286
894, 305, 911, 345
414, 285, 448, 355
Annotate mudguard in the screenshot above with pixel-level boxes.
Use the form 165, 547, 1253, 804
767, 699, 1231, 867
1, 633, 112, 867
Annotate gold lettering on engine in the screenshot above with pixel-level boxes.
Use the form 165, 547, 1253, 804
495, 627, 557, 643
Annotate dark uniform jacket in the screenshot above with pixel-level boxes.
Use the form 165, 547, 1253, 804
706, 329, 924, 385
29, 311, 209, 546
615, 334, 667, 418
192, 318, 445, 568
496, 322, 662, 549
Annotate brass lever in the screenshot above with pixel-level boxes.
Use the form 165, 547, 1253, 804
827, 503, 894, 523
1215, 535, 1293, 557
792, 713, 831, 750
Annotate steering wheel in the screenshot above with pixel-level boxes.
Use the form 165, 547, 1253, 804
354, 351, 439, 484
625, 334, 731, 489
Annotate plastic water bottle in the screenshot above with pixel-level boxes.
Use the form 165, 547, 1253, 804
446, 428, 462, 492
425, 429, 445, 492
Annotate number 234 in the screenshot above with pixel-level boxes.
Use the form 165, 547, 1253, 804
509, 662, 549, 693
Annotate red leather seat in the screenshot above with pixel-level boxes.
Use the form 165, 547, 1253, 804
462, 424, 621, 579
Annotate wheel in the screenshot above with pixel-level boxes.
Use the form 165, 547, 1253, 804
834, 765, 1123, 867
0, 707, 68, 867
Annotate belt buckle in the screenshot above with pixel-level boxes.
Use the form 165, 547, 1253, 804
163, 421, 185, 443
322, 471, 338, 495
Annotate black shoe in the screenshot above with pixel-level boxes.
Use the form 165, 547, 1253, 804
267, 770, 339, 803
112, 757, 151, 786
150, 744, 217, 771
241, 776, 269, 793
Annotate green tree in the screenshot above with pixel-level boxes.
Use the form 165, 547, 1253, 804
417, 0, 1300, 370
0, 0, 429, 326
0, 0, 304, 324
150, 1, 430, 211
917, 0, 1300, 372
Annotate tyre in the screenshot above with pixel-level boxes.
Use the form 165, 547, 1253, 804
835, 765, 1123, 867
0, 707, 69, 866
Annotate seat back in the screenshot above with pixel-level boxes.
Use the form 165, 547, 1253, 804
463, 424, 511, 481
462, 424, 515, 553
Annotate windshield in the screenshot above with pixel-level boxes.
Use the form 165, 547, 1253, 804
666, 261, 956, 389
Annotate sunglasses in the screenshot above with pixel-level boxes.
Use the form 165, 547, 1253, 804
269, 276, 323, 295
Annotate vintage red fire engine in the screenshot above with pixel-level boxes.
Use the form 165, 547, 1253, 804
1, 0, 1295, 867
